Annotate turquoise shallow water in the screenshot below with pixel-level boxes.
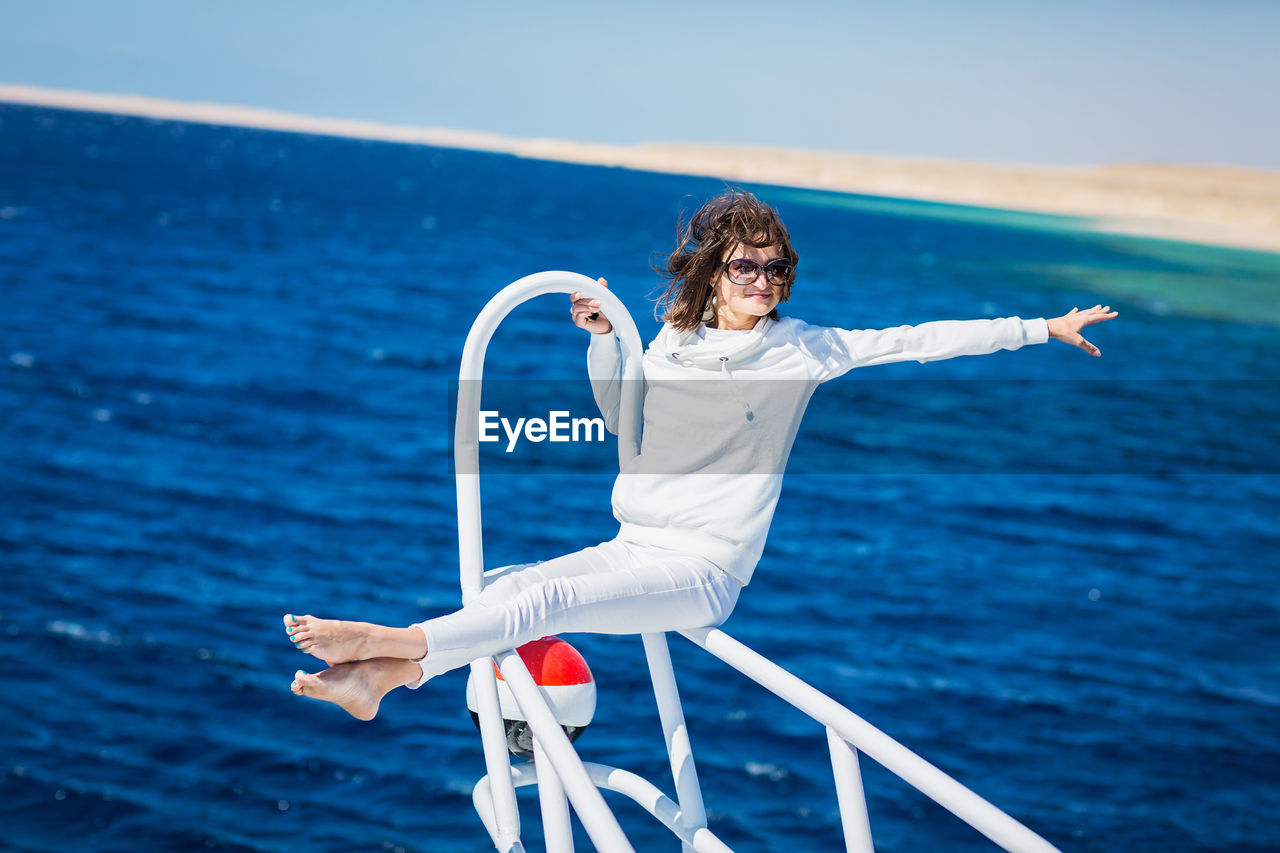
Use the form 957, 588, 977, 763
1, 103, 1279, 852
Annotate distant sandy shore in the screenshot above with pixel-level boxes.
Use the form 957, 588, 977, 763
4, 83, 1279, 254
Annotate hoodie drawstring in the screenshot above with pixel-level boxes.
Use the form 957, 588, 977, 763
720, 357, 755, 423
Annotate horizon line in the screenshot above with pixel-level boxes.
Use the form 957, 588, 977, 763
3, 82, 1279, 255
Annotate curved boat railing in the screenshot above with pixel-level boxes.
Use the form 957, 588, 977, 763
454, 272, 1060, 853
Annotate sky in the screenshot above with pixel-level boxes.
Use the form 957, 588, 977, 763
2, 0, 1278, 168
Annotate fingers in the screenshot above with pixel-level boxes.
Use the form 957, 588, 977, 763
1062, 305, 1118, 330
1070, 306, 1108, 355
569, 297, 604, 323
1068, 330, 1101, 356
1082, 305, 1118, 326
1069, 306, 1118, 342
568, 280, 613, 331
1050, 304, 1115, 355
589, 279, 607, 319
568, 288, 604, 312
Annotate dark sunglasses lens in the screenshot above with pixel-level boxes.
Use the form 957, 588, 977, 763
764, 262, 793, 283
727, 259, 761, 283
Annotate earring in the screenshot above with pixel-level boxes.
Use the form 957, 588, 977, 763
702, 293, 716, 323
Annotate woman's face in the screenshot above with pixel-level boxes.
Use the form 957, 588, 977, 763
711, 243, 788, 330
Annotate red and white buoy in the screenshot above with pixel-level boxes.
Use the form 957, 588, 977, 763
466, 636, 596, 758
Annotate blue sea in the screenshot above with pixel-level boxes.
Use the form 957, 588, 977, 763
2, 103, 1278, 852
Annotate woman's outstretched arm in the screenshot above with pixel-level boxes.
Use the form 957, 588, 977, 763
798, 303, 1119, 382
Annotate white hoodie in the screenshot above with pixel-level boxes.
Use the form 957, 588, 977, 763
588, 314, 1049, 584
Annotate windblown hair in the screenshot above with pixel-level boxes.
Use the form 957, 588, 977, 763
654, 189, 799, 331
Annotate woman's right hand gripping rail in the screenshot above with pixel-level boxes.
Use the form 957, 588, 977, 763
570, 278, 613, 335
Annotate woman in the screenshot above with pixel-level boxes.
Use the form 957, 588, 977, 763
285, 189, 1115, 720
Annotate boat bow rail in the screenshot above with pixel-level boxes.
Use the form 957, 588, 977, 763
454, 271, 1060, 853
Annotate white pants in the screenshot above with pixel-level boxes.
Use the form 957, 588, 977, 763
410, 539, 741, 687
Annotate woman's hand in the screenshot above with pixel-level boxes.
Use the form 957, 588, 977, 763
1047, 304, 1118, 357
569, 278, 613, 335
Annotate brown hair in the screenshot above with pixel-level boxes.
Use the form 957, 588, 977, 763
654, 188, 799, 331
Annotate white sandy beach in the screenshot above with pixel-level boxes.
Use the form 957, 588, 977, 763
4, 83, 1279, 254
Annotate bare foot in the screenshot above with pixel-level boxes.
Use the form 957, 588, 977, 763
283, 614, 426, 665
290, 658, 421, 721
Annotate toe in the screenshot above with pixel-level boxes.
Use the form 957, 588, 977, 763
284, 614, 307, 642
294, 670, 316, 694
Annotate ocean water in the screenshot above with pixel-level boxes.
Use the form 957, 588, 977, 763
1, 103, 1278, 852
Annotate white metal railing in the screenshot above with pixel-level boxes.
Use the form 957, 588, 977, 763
453, 272, 1061, 853
475, 762, 733, 853
681, 627, 1060, 853
455, 271, 645, 853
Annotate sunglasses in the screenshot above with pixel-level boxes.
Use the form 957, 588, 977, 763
722, 257, 794, 286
